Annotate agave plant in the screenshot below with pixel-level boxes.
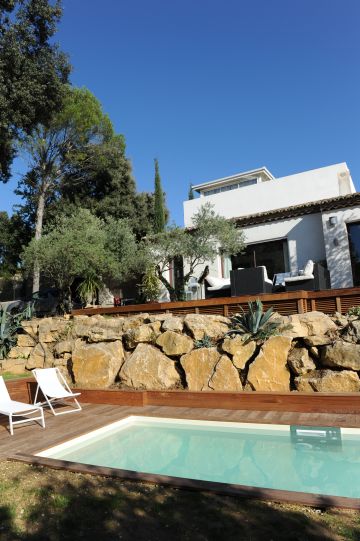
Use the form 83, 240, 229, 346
0, 303, 35, 360
227, 299, 281, 342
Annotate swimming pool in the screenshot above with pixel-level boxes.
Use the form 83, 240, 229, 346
37, 416, 360, 500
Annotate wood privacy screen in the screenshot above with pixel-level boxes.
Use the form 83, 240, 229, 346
72, 287, 360, 318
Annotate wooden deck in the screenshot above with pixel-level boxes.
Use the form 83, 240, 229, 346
2, 403, 360, 509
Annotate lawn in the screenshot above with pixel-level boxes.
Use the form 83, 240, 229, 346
0, 462, 359, 540
1, 372, 29, 381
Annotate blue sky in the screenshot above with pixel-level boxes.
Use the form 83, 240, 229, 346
2, 0, 360, 225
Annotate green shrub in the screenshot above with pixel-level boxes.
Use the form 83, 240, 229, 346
194, 334, 215, 349
347, 306, 360, 318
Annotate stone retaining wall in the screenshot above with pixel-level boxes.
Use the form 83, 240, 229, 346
2, 310, 360, 392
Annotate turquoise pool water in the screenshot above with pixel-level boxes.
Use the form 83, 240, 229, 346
38, 417, 360, 499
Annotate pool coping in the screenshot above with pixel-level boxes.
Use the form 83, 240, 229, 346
8, 414, 360, 510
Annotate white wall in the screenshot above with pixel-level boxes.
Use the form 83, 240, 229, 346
184, 163, 352, 226
321, 207, 360, 289
243, 214, 326, 275
184, 213, 327, 282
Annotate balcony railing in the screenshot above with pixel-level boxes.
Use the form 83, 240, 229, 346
71, 286, 360, 318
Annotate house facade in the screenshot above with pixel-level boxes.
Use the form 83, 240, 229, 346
183, 163, 360, 289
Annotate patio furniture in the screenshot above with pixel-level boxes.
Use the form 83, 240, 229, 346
284, 261, 330, 292
230, 266, 273, 296
33, 367, 82, 416
0, 376, 45, 435
204, 275, 231, 298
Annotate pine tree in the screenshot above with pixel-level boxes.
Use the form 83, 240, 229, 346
153, 158, 166, 233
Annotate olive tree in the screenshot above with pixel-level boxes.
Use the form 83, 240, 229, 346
147, 203, 245, 301
22, 209, 139, 310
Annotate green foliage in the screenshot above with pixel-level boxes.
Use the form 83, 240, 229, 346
194, 334, 215, 349
21, 209, 141, 308
77, 271, 103, 304
139, 267, 161, 302
347, 306, 360, 318
227, 300, 281, 342
148, 202, 245, 300
0, 304, 33, 359
0, 0, 70, 180
0, 212, 32, 277
153, 158, 166, 233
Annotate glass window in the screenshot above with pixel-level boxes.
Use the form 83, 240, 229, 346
231, 239, 289, 279
347, 222, 360, 286
204, 178, 257, 196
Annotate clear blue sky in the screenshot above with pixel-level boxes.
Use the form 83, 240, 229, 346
2, 0, 360, 225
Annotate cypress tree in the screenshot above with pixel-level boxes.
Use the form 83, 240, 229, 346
153, 158, 166, 233
188, 183, 194, 200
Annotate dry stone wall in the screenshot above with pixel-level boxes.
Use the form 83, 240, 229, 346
3, 311, 360, 393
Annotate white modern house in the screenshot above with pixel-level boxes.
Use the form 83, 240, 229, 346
183, 163, 360, 290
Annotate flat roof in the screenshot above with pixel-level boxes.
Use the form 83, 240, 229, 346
192, 167, 274, 192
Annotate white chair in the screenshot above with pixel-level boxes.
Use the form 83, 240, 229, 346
0, 376, 45, 435
33, 367, 82, 416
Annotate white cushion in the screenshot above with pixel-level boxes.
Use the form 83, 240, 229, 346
205, 276, 230, 288
303, 260, 314, 276
207, 284, 231, 291
284, 274, 314, 283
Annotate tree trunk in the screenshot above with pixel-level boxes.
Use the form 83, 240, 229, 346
156, 266, 177, 301
32, 190, 46, 294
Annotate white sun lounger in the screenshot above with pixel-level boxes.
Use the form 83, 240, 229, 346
0, 376, 45, 435
33, 367, 82, 416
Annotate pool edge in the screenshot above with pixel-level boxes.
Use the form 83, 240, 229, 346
8, 450, 360, 511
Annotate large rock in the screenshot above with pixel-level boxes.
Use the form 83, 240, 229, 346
21, 319, 39, 339
184, 314, 230, 340
6, 345, 33, 359
156, 330, 193, 356
303, 335, 333, 347
72, 340, 124, 388
321, 341, 360, 371
294, 312, 337, 337
120, 343, 180, 390
16, 334, 36, 347
287, 347, 316, 376
162, 316, 184, 333
54, 340, 73, 356
26, 343, 54, 369
74, 315, 124, 342
0, 358, 26, 373
222, 336, 256, 369
341, 320, 360, 344
38, 317, 70, 343
123, 322, 162, 349
246, 336, 292, 391
180, 347, 221, 391
295, 370, 360, 392
208, 355, 242, 391
122, 314, 150, 332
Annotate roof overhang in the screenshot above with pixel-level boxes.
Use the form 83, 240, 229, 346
232, 193, 360, 227
192, 167, 274, 192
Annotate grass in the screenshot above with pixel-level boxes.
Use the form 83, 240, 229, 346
0, 461, 360, 540
1, 371, 29, 381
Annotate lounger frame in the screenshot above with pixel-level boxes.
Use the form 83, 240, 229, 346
33, 368, 82, 416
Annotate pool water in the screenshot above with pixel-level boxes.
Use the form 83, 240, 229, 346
38, 416, 360, 499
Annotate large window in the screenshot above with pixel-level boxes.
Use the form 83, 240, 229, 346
231, 239, 289, 279
204, 178, 257, 196
347, 222, 360, 286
